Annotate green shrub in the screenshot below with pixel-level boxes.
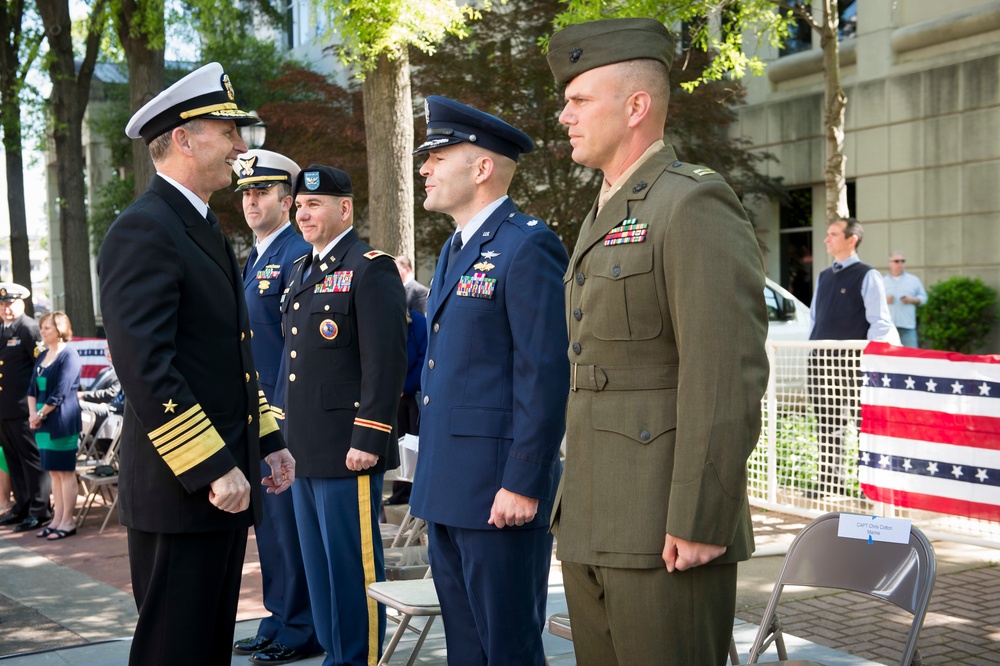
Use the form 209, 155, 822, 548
918, 276, 998, 353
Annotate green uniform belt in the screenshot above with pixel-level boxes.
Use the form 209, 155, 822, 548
570, 363, 679, 391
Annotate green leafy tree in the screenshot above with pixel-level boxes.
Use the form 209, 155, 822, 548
411, 0, 782, 260
1, 0, 45, 314
37, 0, 111, 335
309, 0, 486, 259
919, 277, 998, 354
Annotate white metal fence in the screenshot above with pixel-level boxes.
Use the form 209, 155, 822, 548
750, 339, 1000, 548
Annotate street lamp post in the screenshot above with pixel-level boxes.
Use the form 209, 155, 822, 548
239, 112, 267, 149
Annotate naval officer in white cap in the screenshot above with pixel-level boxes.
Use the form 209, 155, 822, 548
97, 62, 297, 666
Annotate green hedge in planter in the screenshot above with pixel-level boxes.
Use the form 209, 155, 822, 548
918, 276, 997, 353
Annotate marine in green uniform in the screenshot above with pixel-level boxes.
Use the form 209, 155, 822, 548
547, 18, 769, 666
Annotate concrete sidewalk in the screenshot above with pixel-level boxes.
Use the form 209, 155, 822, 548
0, 508, 997, 664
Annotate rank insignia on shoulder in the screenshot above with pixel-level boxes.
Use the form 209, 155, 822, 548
692, 167, 716, 176
364, 250, 390, 260
632, 181, 647, 193
457, 273, 497, 299
527, 219, 538, 226
604, 219, 648, 246
473, 261, 495, 272
315, 271, 353, 293
319, 319, 339, 340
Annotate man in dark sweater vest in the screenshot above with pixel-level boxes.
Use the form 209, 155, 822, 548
808, 218, 893, 497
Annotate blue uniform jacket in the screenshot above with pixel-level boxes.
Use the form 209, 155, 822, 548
29, 346, 83, 438
244, 224, 312, 407
410, 199, 570, 530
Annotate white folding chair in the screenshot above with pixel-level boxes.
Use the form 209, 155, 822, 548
368, 570, 440, 666
75, 410, 99, 463
75, 414, 124, 533
747, 512, 936, 665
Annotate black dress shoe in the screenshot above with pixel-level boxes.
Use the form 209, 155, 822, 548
233, 634, 273, 655
250, 642, 309, 664
0, 512, 26, 526
12, 516, 50, 533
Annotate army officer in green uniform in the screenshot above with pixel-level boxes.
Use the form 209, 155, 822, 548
547, 19, 769, 666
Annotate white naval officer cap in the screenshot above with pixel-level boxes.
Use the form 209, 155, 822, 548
125, 62, 259, 144
0, 282, 30, 302
232, 150, 301, 192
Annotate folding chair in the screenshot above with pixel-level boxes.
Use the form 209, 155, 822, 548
75, 411, 99, 463
75, 414, 124, 533
747, 512, 936, 666
367, 570, 440, 666
546, 612, 743, 664
380, 435, 426, 548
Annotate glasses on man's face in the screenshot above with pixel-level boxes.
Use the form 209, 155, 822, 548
890, 259, 905, 263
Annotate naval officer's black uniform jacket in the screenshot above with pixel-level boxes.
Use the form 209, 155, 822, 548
98, 175, 284, 533
0, 314, 42, 418
280, 228, 407, 477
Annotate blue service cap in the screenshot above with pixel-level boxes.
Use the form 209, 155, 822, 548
413, 96, 534, 162
292, 164, 353, 198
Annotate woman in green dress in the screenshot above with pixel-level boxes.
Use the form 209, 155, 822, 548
28, 312, 82, 540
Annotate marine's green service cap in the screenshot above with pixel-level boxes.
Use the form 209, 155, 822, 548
547, 18, 675, 86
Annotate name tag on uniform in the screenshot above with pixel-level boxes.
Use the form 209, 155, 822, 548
604, 219, 647, 246
315, 271, 353, 293
457, 273, 496, 299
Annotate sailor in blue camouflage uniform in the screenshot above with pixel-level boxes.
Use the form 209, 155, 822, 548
409, 96, 570, 665
231, 149, 320, 664
279, 164, 407, 666
97, 62, 296, 666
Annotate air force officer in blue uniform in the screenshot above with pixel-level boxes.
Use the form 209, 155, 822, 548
232, 150, 320, 664
409, 97, 570, 665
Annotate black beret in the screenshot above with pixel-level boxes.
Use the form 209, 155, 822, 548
547, 18, 675, 86
413, 96, 534, 162
292, 164, 353, 198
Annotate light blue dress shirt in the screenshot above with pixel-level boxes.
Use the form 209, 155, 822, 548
882, 271, 928, 330
809, 254, 894, 341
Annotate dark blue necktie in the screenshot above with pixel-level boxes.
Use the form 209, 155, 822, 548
446, 232, 463, 273
244, 246, 259, 279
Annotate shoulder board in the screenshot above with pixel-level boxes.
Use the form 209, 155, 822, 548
667, 160, 719, 181
364, 250, 391, 260
293, 254, 309, 264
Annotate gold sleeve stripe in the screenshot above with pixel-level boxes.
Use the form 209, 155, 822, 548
148, 404, 226, 475
256, 390, 280, 437
270, 405, 285, 420
355, 418, 392, 433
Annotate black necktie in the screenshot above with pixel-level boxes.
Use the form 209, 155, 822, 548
306, 253, 322, 284
206, 209, 226, 251
244, 246, 259, 280
447, 232, 463, 273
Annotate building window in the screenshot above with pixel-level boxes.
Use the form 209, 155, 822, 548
779, 1, 858, 57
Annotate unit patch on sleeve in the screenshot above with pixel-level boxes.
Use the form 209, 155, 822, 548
315, 271, 353, 293
456, 273, 497, 299
604, 219, 648, 246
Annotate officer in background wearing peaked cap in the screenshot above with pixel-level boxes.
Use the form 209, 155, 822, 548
230, 150, 320, 663
280, 163, 407, 666
409, 96, 569, 665
547, 19, 769, 666
98, 62, 296, 666
0, 283, 51, 534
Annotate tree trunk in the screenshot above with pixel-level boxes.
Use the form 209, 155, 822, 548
1, 0, 40, 315
820, 0, 848, 225
116, 0, 164, 198
362, 50, 414, 260
37, 0, 105, 335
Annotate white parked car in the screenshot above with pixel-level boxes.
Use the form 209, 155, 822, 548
764, 278, 811, 341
